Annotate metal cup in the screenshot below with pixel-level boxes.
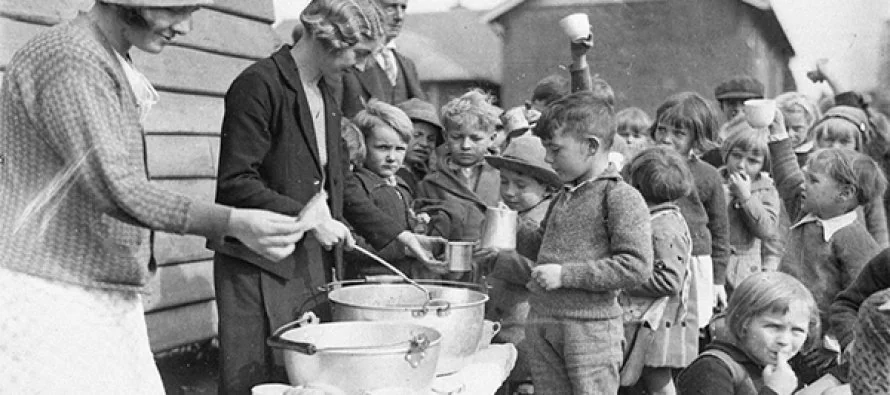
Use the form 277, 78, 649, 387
445, 241, 475, 272
480, 206, 518, 250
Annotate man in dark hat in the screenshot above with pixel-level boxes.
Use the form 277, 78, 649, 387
714, 75, 765, 123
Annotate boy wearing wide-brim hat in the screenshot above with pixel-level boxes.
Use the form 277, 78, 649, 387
482, 135, 560, 395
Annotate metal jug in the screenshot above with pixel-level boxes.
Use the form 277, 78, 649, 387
479, 206, 518, 250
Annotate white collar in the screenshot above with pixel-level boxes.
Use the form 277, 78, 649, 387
355, 42, 398, 72
790, 210, 859, 242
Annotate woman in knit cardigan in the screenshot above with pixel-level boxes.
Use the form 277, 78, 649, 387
0, 1, 311, 393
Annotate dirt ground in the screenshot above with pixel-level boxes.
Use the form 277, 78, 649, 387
155, 341, 219, 395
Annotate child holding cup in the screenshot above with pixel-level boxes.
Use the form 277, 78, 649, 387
479, 134, 562, 395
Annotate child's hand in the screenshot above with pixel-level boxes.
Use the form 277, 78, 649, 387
727, 171, 752, 202
531, 264, 563, 291
570, 34, 593, 60
763, 351, 798, 395
767, 107, 787, 138
802, 347, 839, 372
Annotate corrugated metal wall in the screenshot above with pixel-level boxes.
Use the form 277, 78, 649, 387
0, 0, 281, 352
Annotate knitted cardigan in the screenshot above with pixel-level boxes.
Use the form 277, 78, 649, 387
0, 16, 229, 291
677, 157, 731, 284
719, 168, 782, 284
499, 166, 653, 320
770, 138, 880, 327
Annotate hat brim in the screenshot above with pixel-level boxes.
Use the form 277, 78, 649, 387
716, 92, 762, 101
485, 156, 562, 189
102, 0, 213, 6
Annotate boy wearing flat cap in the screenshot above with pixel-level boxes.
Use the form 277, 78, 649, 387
396, 98, 444, 191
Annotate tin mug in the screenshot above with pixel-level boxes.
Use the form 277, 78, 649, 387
445, 241, 476, 272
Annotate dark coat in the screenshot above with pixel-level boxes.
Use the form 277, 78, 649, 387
208, 46, 405, 394
209, 45, 404, 279
333, 49, 425, 118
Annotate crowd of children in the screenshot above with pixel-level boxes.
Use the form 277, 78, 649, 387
333, 33, 890, 395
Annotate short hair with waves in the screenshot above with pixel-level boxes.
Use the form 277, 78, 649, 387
627, 147, 693, 204
300, 0, 386, 51
352, 98, 413, 143
807, 148, 888, 206
533, 91, 616, 150
439, 89, 502, 135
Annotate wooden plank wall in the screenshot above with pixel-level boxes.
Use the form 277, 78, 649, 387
0, 0, 280, 352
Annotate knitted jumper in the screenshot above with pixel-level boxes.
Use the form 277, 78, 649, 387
0, 16, 229, 291
677, 157, 731, 284
848, 288, 890, 395
521, 166, 653, 320
770, 138, 879, 327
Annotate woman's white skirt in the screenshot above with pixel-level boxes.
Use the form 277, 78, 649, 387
0, 266, 165, 394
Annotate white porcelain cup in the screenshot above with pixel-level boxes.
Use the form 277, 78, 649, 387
744, 99, 776, 129
559, 13, 590, 41
251, 383, 293, 395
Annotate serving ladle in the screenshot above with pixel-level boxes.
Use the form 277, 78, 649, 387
352, 245, 433, 301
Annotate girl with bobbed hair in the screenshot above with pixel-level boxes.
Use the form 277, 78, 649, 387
776, 92, 822, 151
677, 272, 820, 395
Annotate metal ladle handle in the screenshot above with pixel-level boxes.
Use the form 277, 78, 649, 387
352, 245, 432, 300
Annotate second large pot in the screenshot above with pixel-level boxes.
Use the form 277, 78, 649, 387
326, 280, 488, 375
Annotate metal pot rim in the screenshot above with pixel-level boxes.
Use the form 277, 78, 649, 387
324, 279, 488, 310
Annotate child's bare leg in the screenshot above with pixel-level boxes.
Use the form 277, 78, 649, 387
641, 367, 677, 395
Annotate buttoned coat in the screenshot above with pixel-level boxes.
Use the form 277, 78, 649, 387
208, 46, 404, 394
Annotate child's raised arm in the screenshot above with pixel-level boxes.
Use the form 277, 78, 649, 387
767, 110, 806, 220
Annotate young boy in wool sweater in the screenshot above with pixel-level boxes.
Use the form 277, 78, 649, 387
769, 108, 886, 384
492, 91, 653, 394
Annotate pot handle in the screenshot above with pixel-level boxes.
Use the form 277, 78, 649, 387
420, 298, 452, 317
404, 333, 432, 368
266, 312, 319, 355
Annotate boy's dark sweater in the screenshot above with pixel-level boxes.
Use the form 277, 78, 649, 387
677, 157, 731, 284
830, 247, 890, 349
676, 340, 778, 395
494, 166, 653, 320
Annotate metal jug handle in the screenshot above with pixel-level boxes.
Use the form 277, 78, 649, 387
266, 312, 320, 355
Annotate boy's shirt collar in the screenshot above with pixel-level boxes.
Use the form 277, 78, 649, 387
791, 210, 859, 242
563, 162, 621, 194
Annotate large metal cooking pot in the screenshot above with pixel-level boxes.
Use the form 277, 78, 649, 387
324, 279, 488, 375
267, 313, 441, 394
